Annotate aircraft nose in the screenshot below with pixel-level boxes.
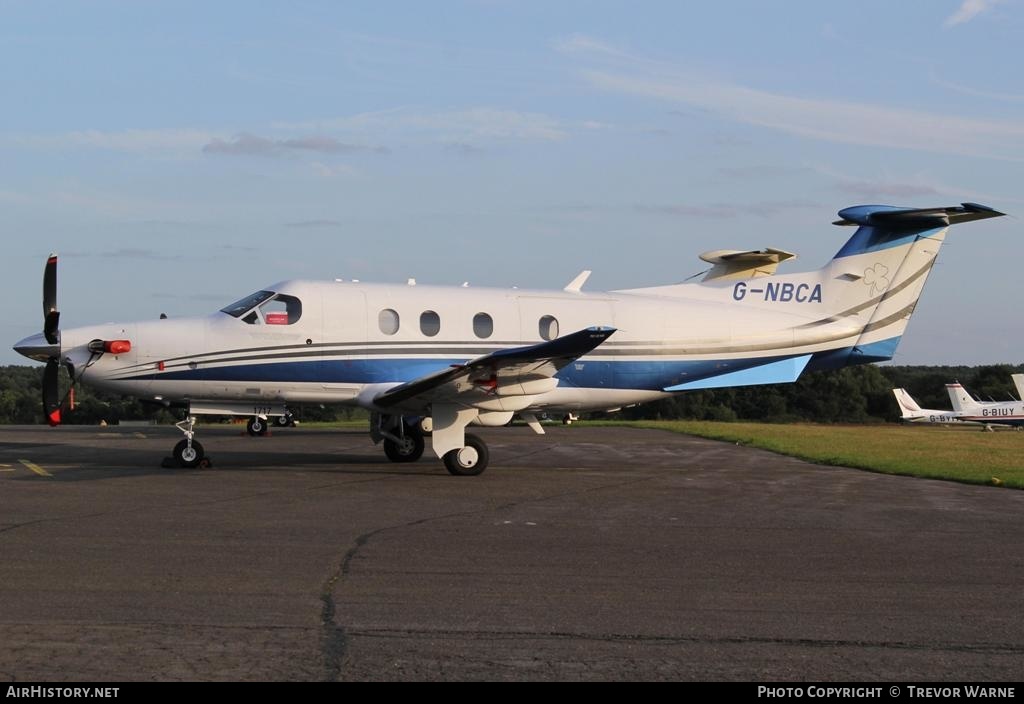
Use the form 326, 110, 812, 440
13, 332, 58, 362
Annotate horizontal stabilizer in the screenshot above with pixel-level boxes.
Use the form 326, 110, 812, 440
664, 354, 811, 392
833, 202, 1004, 230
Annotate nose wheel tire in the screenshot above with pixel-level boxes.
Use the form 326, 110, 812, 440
443, 433, 489, 476
384, 432, 425, 463
247, 417, 268, 436
173, 439, 205, 469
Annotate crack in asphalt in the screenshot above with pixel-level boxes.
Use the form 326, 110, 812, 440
317, 473, 661, 681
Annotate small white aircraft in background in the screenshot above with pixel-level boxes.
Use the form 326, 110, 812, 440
14, 202, 1004, 474
946, 382, 1024, 428
892, 388, 972, 425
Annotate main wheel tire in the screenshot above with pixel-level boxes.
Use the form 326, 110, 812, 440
173, 439, 205, 469
247, 417, 268, 436
275, 415, 291, 427
443, 433, 489, 476
383, 432, 425, 463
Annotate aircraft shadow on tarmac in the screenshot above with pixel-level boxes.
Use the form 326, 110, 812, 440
0, 427, 465, 481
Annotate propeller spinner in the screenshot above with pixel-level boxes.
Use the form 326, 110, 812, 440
14, 254, 133, 427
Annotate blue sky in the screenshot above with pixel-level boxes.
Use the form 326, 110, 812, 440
2, 0, 1021, 364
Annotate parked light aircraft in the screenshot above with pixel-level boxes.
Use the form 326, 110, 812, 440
13, 203, 1004, 474
892, 388, 971, 425
946, 381, 1024, 428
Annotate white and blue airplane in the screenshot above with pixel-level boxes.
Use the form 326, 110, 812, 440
892, 388, 973, 425
946, 381, 1024, 428
13, 202, 1004, 475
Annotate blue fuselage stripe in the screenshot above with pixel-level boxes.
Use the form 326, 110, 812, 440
129, 336, 902, 391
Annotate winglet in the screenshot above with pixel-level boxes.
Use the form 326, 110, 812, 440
564, 270, 592, 293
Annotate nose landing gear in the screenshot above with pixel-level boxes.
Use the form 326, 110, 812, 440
167, 416, 209, 469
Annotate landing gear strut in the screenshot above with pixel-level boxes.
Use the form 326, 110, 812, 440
171, 416, 206, 468
383, 432, 425, 463
374, 414, 426, 463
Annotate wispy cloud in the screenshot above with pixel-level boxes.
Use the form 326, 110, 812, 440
277, 107, 568, 143
808, 163, 1022, 206
14, 128, 214, 154
562, 36, 1024, 161
929, 71, 1024, 103
202, 133, 387, 157
944, 0, 1003, 27
0, 189, 33, 204
284, 219, 343, 229
717, 165, 805, 181
443, 142, 485, 156
634, 200, 817, 219
833, 179, 941, 199
65, 248, 184, 261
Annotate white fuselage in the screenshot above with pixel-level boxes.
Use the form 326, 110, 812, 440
59, 235, 928, 416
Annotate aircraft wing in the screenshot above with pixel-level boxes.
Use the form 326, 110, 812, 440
373, 326, 616, 410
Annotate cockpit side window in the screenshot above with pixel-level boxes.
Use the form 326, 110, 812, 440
221, 290, 302, 325
221, 291, 275, 318
259, 294, 302, 325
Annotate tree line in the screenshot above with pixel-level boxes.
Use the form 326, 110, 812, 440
1, 363, 1021, 426
0, 365, 359, 425
616, 364, 1024, 423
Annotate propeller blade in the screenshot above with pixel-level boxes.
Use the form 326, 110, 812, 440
42, 358, 62, 427
44, 311, 60, 346
43, 254, 59, 345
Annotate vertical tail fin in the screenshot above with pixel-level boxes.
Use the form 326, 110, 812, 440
946, 383, 980, 414
817, 203, 1004, 366
892, 388, 922, 417
1012, 373, 1024, 401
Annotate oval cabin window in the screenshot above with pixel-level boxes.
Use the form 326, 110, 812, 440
473, 312, 493, 339
420, 310, 441, 337
539, 315, 559, 341
378, 309, 400, 335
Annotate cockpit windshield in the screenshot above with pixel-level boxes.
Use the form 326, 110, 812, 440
221, 290, 275, 318
220, 290, 303, 325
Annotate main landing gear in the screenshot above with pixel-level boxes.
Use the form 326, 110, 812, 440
441, 433, 488, 476
372, 411, 490, 476
248, 409, 296, 436
246, 416, 268, 436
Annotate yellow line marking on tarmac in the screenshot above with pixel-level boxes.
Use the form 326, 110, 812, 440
18, 459, 52, 477
133, 432, 147, 439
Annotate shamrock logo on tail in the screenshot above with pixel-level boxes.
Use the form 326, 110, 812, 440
863, 263, 890, 297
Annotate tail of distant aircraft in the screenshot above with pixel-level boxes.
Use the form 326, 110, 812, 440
1012, 373, 1024, 401
892, 388, 923, 418
946, 383, 981, 414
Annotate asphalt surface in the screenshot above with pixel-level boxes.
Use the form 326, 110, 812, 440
0, 423, 1021, 682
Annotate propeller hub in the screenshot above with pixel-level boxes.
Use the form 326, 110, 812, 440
13, 333, 59, 362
